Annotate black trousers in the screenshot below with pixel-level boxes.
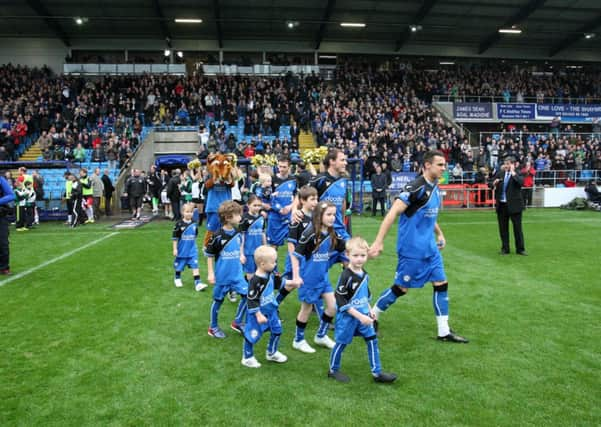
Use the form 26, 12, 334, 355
372, 195, 386, 216
0, 215, 9, 270
104, 194, 112, 215
170, 198, 181, 220
496, 203, 525, 253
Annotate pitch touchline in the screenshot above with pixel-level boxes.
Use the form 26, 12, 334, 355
0, 232, 118, 287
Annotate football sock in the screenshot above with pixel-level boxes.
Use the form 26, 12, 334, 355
365, 336, 382, 375
193, 275, 201, 285
316, 313, 334, 338
234, 295, 247, 325
295, 319, 307, 342
210, 299, 223, 329
267, 333, 281, 355
243, 338, 254, 359
433, 283, 450, 336
375, 285, 407, 312
276, 287, 290, 304
152, 198, 159, 211
329, 342, 346, 373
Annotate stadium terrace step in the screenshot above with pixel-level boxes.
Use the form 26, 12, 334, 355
299, 130, 315, 152
19, 143, 42, 161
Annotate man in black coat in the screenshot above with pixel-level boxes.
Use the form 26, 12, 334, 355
490, 156, 527, 255
101, 170, 115, 216
166, 169, 182, 220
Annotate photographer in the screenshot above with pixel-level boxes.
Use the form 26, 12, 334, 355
0, 175, 16, 275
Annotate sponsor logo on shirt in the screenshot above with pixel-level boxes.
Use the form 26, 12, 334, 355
312, 252, 330, 262
221, 250, 240, 259
322, 195, 344, 206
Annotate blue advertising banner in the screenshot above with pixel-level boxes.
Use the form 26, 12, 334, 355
390, 172, 417, 192
497, 103, 535, 120
453, 102, 493, 120
536, 104, 601, 119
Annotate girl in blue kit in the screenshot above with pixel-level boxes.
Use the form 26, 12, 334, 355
291, 202, 346, 354
240, 195, 266, 281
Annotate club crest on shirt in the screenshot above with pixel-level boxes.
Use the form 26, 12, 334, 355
403, 275, 411, 282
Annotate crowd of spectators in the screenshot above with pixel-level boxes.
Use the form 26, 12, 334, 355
1, 62, 600, 185
401, 63, 601, 103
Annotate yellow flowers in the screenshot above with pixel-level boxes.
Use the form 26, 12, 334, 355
301, 146, 328, 164
251, 154, 278, 167
187, 158, 201, 171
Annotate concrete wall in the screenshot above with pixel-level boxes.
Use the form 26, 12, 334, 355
0, 38, 68, 73
1, 37, 601, 72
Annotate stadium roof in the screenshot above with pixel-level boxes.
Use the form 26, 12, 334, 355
1, 0, 601, 59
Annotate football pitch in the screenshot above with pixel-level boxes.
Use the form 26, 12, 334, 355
1, 209, 599, 426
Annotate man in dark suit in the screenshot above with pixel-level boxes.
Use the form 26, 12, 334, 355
491, 156, 527, 255
101, 169, 115, 216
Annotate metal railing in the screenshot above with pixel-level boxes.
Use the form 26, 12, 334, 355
479, 131, 601, 144
433, 95, 601, 104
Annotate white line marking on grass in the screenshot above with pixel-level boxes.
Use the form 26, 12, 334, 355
0, 232, 118, 287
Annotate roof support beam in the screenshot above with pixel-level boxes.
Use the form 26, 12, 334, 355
549, 13, 601, 57
151, 0, 172, 48
25, 0, 71, 47
214, 0, 223, 48
314, 0, 336, 50
395, 0, 438, 51
477, 0, 546, 54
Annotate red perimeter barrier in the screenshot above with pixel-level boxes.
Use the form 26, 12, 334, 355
469, 184, 495, 207
440, 184, 468, 207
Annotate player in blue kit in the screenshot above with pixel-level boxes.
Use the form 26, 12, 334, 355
205, 201, 247, 339
328, 237, 397, 383
369, 151, 469, 343
305, 149, 350, 241
172, 203, 207, 291
266, 157, 297, 248
239, 195, 266, 281
292, 202, 347, 354
241, 246, 301, 368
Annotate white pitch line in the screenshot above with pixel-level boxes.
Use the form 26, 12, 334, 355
0, 232, 118, 287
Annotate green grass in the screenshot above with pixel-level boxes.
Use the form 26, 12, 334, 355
1, 209, 600, 426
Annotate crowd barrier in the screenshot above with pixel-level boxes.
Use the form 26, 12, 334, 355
439, 184, 495, 208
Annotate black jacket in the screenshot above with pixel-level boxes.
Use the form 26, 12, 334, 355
491, 171, 524, 214
101, 174, 114, 196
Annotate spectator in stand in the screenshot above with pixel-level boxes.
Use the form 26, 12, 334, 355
520, 161, 536, 208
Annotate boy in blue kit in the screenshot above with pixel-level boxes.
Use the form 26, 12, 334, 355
172, 203, 208, 291
205, 201, 247, 338
241, 245, 301, 368
277, 185, 318, 304
266, 157, 297, 248
369, 150, 469, 343
292, 202, 347, 354
328, 237, 397, 383
239, 195, 266, 281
